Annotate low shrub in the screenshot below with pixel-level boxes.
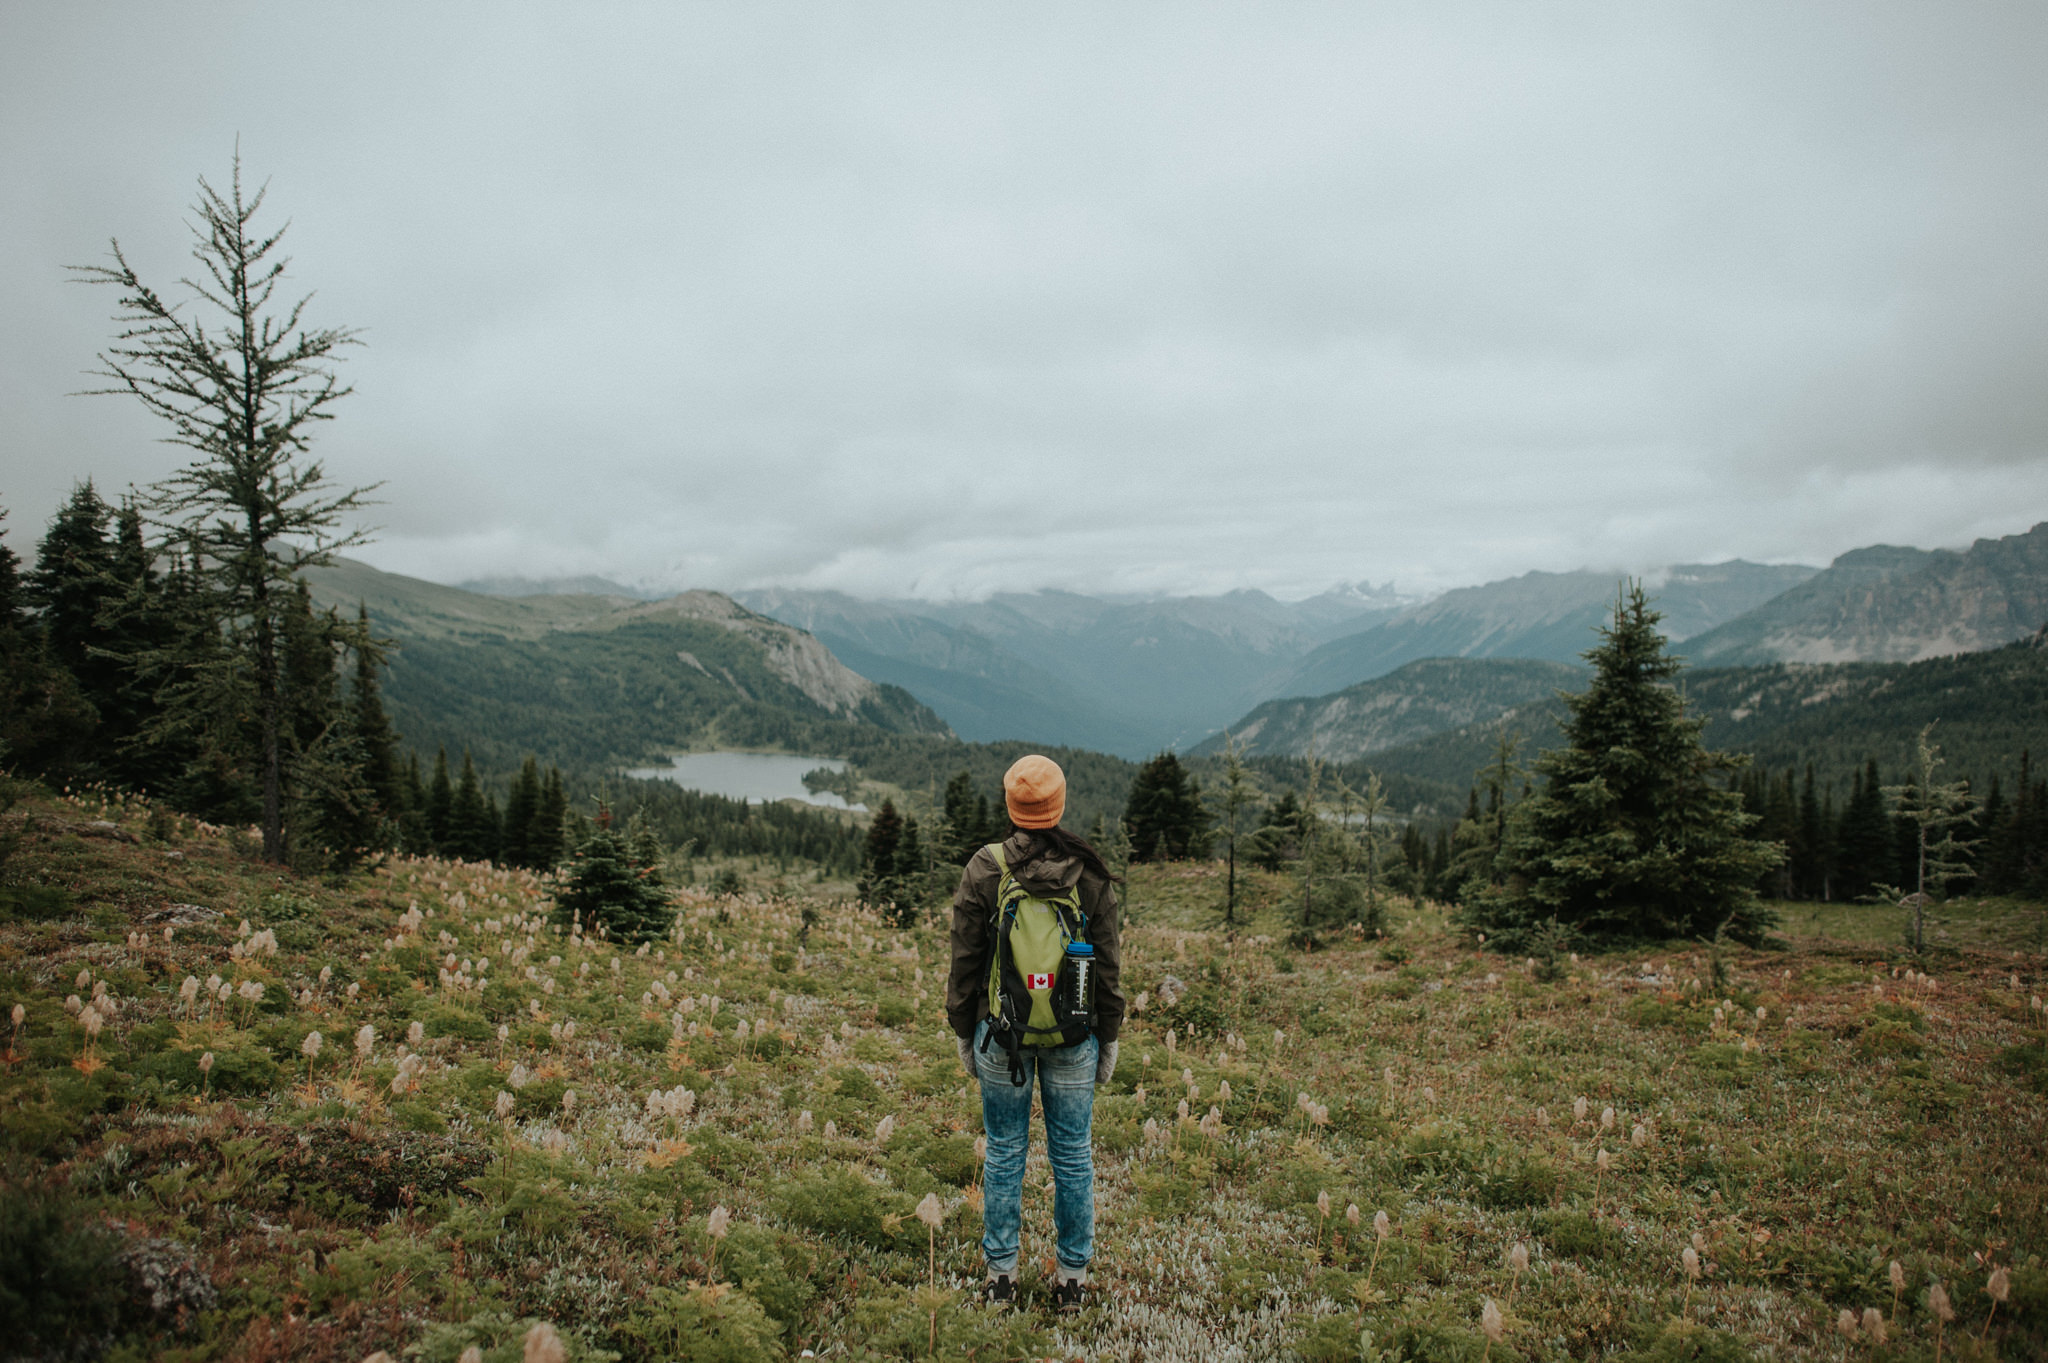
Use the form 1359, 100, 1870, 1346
0, 883, 75, 922
0, 1179, 128, 1354
414, 1309, 619, 1363
1531, 1208, 1627, 1262
718, 1222, 826, 1328
769, 1168, 913, 1251
843, 1284, 1045, 1361
1615, 1317, 1759, 1362
1999, 1035, 2048, 1094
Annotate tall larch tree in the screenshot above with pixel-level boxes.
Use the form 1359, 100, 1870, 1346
74, 156, 375, 862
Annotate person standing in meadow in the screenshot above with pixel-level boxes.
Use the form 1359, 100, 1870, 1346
947, 755, 1125, 1313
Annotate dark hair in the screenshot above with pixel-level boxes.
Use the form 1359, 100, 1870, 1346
1024, 824, 1120, 885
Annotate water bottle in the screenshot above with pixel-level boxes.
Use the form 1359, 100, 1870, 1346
1053, 941, 1094, 1031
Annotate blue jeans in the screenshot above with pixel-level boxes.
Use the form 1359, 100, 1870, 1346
973, 1018, 1096, 1276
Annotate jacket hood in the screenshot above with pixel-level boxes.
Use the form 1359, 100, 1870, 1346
1000, 830, 1084, 896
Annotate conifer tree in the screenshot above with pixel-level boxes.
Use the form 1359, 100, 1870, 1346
25, 483, 119, 778
1242, 788, 1302, 873
397, 753, 431, 854
1428, 825, 1452, 898
2010, 754, 2047, 898
886, 815, 926, 926
22, 486, 180, 788
1123, 751, 1208, 861
1465, 584, 1781, 947
626, 808, 667, 879
1979, 752, 2041, 896
553, 807, 671, 942
897, 814, 925, 881
1835, 759, 1892, 899
1296, 750, 1322, 929
1353, 770, 1391, 930
941, 770, 982, 863
534, 766, 568, 868
502, 757, 542, 868
1977, 774, 2008, 891
0, 508, 93, 772
275, 579, 382, 867
1879, 725, 1980, 953
348, 606, 399, 817
1796, 765, 1829, 898
483, 792, 503, 860
75, 157, 374, 862
859, 799, 905, 909
426, 747, 454, 852
1441, 785, 1500, 902
96, 501, 183, 794
448, 750, 493, 862
1477, 727, 1525, 889
1212, 735, 1256, 925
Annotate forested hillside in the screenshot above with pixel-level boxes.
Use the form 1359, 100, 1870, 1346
300, 560, 949, 778
1357, 634, 2048, 806
1190, 657, 1586, 763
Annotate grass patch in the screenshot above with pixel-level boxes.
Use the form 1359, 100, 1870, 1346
0, 792, 2041, 1361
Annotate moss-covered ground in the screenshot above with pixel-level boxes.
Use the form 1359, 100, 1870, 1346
2, 784, 2043, 1361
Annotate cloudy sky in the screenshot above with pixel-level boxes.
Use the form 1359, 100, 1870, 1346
3, 3, 2044, 601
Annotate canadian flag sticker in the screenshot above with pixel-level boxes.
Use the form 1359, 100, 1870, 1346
1026, 972, 1054, 991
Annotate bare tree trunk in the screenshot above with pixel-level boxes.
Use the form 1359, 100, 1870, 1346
1225, 842, 1236, 926
257, 593, 282, 861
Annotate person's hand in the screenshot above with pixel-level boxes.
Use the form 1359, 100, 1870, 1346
1094, 1039, 1118, 1086
956, 1034, 978, 1078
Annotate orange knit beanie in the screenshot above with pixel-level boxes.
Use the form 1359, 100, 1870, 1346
1003, 754, 1067, 830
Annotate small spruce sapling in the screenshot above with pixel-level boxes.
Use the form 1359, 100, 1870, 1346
1875, 725, 1980, 955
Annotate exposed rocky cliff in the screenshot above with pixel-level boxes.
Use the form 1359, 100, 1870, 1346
1683, 522, 2048, 665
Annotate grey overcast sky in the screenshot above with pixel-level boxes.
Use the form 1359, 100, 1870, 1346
3, 3, 2044, 601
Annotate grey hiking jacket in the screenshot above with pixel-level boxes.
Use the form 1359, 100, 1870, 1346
945, 829, 1125, 1044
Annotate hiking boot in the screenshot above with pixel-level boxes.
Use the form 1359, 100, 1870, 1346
982, 1273, 1016, 1309
1051, 1276, 1088, 1315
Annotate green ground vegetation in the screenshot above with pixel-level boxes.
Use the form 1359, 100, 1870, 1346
2, 783, 2043, 1361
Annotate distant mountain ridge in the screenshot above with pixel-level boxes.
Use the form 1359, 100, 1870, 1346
304, 559, 948, 774
1274, 560, 1820, 699
1682, 522, 2048, 666
1188, 657, 1587, 763
458, 573, 662, 599
730, 587, 1155, 755
405, 524, 2044, 765
1200, 530, 2047, 780
736, 585, 1406, 756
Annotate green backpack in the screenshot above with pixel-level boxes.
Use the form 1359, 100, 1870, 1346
979, 842, 1092, 1085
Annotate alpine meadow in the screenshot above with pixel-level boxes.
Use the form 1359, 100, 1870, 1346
7, 14, 2048, 1363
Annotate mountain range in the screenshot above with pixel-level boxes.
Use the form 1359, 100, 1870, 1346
732, 583, 1408, 756
1269, 560, 1821, 700
728, 523, 2044, 761
729, 557, 1811, 755
304, 558, 947, 776
318, 520, 2046, 813
1681, 522, 2048, 665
